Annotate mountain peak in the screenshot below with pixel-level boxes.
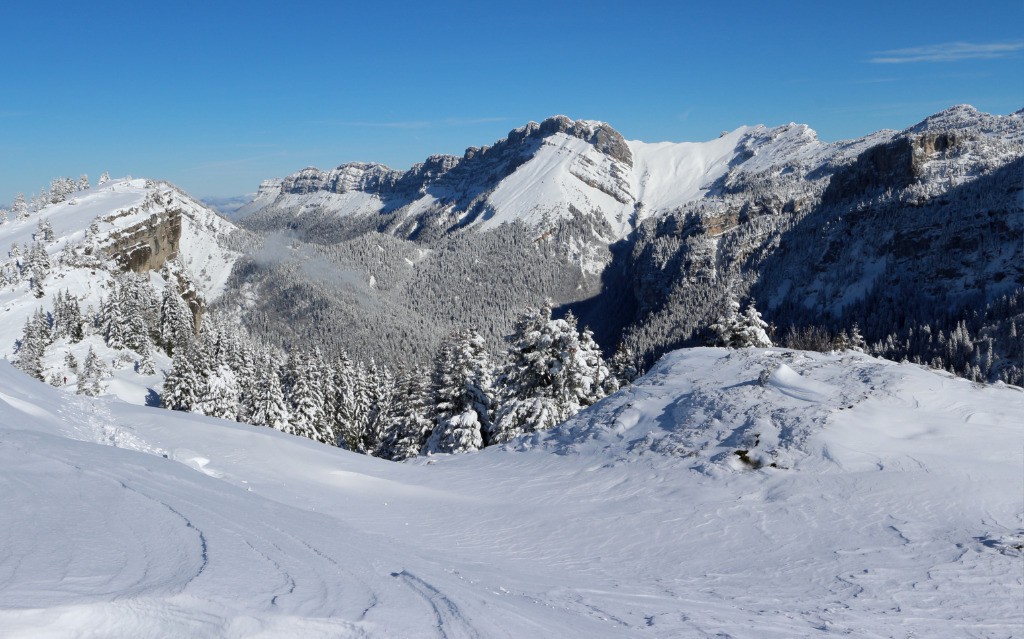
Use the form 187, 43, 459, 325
496, 115, 632, 165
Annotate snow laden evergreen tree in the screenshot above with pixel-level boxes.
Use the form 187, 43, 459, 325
77, 346, 107, 397
14, 309, 51, 381
334, 357, 372, 452
135, 337, 157, 375
159, 311, 253, 420
284, 348, 333, 444
379, 364, 434, 460
102, 274, 155, 353
12, 193, 28, 220
195, 362, 240, 420
64, 350, 79, 375
26, 241, 50, 298
161, 339, 208, 412
580, 325, 616, 395
159, 284, 194, 355
362, 361, 396, 455
710, 294, 773, 348
36, 219, 55, 242
490, 302, 611, 445
52, 290, 84, 342
610, 342, 640, 386
425, 328, 494, 455
247, 349, 290, 430
850, 323, 867, 352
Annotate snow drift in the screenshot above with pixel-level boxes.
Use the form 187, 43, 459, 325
1, 346, 1021, 637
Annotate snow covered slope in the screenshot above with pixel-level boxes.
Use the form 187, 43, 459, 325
2, 347, 1020, 637
0, 178, 240, 404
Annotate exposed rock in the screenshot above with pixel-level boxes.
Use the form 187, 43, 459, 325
100, 209, 182, 274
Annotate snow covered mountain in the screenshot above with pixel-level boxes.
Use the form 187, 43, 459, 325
612, 104, 1024, 377
0, 178, 239, 404
235, 105, 1023, 381
240, 115, 849, 272
2, 347, 1020, 637
243, 106, 1020, 249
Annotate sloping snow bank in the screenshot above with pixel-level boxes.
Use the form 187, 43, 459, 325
1, 347, 1021, 638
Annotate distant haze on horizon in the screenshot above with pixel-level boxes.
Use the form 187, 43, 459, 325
1, 0, 1021, 203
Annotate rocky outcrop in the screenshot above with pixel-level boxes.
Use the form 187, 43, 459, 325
281, 164, 403, 196
101, 209, 182, 274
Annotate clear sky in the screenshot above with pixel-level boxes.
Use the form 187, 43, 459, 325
1, 0, 1021, 203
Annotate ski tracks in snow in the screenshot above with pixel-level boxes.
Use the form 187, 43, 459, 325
390, 570, 481, 639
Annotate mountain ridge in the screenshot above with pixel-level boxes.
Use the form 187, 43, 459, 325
240, 106, 1020, 259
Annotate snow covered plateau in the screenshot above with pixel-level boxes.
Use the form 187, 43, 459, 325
1, 347, 1022, 638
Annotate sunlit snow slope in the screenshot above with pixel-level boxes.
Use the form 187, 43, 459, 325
1, 347, 1021, 638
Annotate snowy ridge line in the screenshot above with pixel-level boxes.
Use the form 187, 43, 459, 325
243, 105, 1022, 248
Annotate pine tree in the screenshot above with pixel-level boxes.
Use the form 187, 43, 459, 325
77, 347, 107, 397
161, 341, 206, 411
36, 219, 55, 242
490, 302, 611, 445
850, 323, 866, 352
335, 358, 371, 452
14, 313, 47, 381
12, 193, 28, 220
574, 321, 614, 400
363, 361, 396, 455
248, 352, 290, 430
284, 349, 333, 444
425, 328, 494, 454
52, 290, 84, 342
195, 362, 240, 420
26, 241, 50, 298
64, 350, 79, 374
101, 274, 155, 353
136, 337, 157, 375
710, 294, 773, 348
159, 284, 194, 355
380, 364, 434, 460
610, 342, 640, 387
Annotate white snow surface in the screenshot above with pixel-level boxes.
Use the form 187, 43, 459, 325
1, 347, 1021, 638
627, 126, 755, 216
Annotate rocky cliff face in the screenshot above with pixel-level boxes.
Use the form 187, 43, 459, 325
601, 105, 1023, 377
100, 208, 182, 273
90, 184, 239, 334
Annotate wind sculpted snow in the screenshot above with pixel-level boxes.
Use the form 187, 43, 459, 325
1, 346, 1021, 637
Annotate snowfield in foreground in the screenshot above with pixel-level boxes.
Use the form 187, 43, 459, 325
0, 348, 1021, 638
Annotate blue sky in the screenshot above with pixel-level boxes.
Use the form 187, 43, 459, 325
1, 0, 1021, 202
